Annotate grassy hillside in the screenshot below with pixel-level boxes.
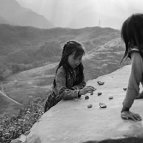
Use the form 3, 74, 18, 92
0, 91, 21, 116
3, 63, 57, 105
0, 25, 119, 57
0, 25, 130, 142
0, 24, 120, 79
0, 25, 127, 117
2, 38, 129, 109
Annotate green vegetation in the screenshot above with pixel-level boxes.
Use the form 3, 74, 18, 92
0, 96, 45, 143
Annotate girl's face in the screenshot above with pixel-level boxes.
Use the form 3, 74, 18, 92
68, 52, 82, 69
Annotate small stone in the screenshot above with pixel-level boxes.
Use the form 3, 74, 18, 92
98, 92, 102, 96
99, 103, 107, 108
87, 104, 92, 108
85, 96, 89, 100
109, 96, 113, 100
19, 134, 27, 142
10, 139, 22, 143
90, 92, 93, 95
123, 88, 127, 91
97, 81, 104, 85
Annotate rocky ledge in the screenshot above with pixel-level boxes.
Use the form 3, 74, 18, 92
25, 65, 143, 143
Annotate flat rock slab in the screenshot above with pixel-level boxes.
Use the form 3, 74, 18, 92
26, 65, 143, 143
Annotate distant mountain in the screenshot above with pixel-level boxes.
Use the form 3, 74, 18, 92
0, 0, 53, 28
0, 25, 120, 69
0, 24, 121, 75
0, 25, 120, 63
0, 16, 9, 24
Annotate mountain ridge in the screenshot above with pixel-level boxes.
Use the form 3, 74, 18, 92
0, 0, 53, 28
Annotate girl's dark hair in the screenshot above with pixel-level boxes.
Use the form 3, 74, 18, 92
121, 13, 143, 62
54, 41, 85, 87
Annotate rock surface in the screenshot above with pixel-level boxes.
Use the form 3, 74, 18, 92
26, 65, 143, 143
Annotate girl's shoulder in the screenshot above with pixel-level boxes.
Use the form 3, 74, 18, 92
128, 46, 140, 58
131, 51, 143, 65
130, 46, 139, 52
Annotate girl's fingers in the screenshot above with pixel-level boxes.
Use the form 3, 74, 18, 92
129, 112, 142, 121
136, 117, 142, 121
133, 114, 142, 121
130, 115, 137, 121
128, 112, 138, 121
130, 112, 140, 121
86, 86, 95, 89
121, 111, 142, 121
86, 86, 96, 91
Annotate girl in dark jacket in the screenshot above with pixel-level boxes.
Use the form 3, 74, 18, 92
44, 41, 95, 112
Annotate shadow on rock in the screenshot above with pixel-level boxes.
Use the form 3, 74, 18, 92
83, 137, 143, 143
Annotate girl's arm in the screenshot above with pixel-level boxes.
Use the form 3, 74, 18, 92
122, 52, 143, 112
55, 67, 80, 100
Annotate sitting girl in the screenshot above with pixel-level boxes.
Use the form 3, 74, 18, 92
44, 41, 95, 112
121, 13, 143, 121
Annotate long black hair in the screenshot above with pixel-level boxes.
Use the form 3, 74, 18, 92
53, 41, 85, 87
121, 13, 143, 62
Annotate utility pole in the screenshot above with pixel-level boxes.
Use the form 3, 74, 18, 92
98, 18, 101, 27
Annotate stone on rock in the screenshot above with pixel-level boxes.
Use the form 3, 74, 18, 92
99, 103, 107, 108
90, 92, 93, 95
10, 139, 22, 143
109, 96, 113, 100
85, 96, 89, 100
98, 92, 102, 96
11, 134, 27, 143
87, 104, 92, 108
123, 88, 127, 91
97, 81, 104, 85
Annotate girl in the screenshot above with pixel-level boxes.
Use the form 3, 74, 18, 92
121, 13, 143, 121
44, 41, 95, 112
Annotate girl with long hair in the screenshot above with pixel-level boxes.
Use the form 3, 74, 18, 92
121, 13, 143, 121
44, 41, 95, 112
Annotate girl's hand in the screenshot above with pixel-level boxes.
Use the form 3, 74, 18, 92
79, 86, 96, 95
121, 111, 142, 121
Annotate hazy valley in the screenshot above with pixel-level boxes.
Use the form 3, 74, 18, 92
0, 24, 130, 117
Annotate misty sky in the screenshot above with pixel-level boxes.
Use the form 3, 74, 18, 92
16, 0, 143, 29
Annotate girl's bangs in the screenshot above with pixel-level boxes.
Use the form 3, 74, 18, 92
74, 48, 85, 59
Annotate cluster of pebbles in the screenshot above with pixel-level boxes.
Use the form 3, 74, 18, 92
86, 80, 127, 109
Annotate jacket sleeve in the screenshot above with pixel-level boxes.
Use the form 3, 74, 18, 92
72, 78, 86, 90
55, 67, 80, 100
123, 52, 143, 110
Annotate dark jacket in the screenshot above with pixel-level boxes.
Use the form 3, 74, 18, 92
53, 66, 86, 100
44, 65, 86, 111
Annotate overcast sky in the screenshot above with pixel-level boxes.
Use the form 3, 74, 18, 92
16, 0, 143, 29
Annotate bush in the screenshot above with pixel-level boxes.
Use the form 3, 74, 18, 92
0, 96, 45, 143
